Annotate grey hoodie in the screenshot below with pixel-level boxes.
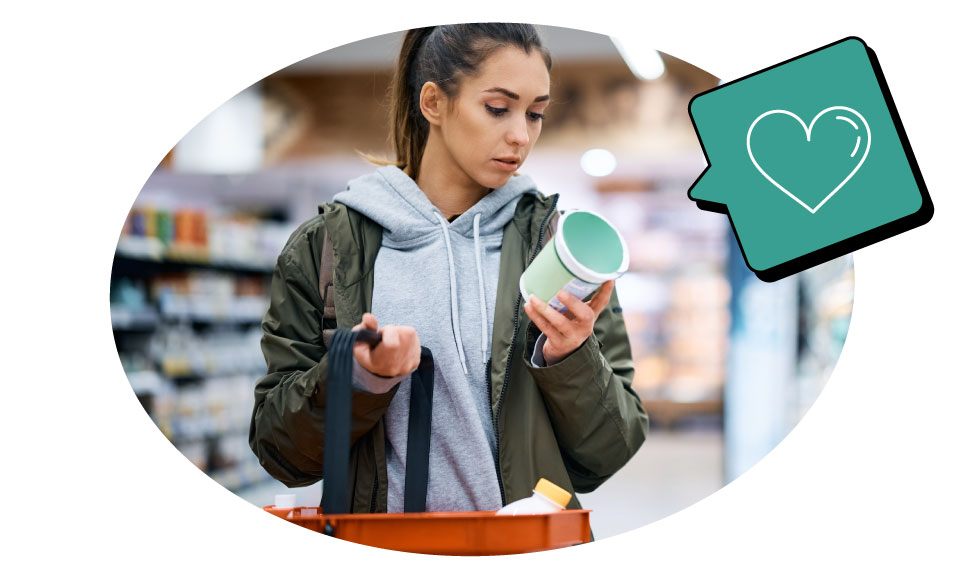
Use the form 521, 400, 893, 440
333, 164, 538, 512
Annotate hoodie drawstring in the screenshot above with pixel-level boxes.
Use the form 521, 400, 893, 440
472, 214, 489, 364
432, 211, 491, 375
433, 211, 469, 375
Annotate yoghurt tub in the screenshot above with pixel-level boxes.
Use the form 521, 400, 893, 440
519, 209, 629, 313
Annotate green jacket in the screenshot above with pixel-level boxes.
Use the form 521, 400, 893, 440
249, 189, 649, 513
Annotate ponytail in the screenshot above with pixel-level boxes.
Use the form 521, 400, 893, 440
393, 27, 436, 179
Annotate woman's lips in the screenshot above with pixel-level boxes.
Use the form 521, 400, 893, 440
492, 158, 519, 171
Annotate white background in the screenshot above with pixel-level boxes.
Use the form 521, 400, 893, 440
3, 1, 962, 585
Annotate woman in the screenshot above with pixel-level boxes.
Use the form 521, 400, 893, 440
249, 24, 648, 516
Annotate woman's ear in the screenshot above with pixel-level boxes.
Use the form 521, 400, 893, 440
419, 81, 446, 126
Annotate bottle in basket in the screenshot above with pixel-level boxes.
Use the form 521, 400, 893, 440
496, 478, 572, 515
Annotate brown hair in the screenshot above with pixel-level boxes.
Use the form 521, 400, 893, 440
360, 24, 552, 179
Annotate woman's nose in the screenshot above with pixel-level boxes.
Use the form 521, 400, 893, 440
506, 114, 530, 147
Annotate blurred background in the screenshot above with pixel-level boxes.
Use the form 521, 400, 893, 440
110, 25, 853, 540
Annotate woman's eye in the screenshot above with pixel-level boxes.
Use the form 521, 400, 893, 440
486, 104, 544, 121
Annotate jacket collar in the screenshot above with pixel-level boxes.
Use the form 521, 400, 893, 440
511, 190, 559, 257
321, 188, 558, 293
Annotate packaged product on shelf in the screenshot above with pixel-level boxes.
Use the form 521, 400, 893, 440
156, 209, 174, 246
119, 202, 295, 270
129, 209, 146, 236
113, 195, 287, 494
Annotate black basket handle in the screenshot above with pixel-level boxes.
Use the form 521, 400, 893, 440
321, 328, 434, 514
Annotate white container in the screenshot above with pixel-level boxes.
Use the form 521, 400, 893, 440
274, 494, 297, 509
496, 478, 572, 516
519, 210, 629, 314
268, 494, 298, 518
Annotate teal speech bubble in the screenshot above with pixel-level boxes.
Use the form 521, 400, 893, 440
689, 37, 933, 281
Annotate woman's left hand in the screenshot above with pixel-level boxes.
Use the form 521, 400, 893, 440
523, 280, 615, 366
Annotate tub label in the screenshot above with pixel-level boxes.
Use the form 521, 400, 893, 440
548, 277, 599, 313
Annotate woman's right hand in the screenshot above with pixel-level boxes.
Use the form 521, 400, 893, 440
352, 312, 422, 378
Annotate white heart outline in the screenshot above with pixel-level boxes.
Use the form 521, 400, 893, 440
746, 106, 871, 214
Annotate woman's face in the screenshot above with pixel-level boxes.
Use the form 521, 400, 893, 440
435, 46, 551, 190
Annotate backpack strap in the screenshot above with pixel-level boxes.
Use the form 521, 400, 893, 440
320, 227, 337, 348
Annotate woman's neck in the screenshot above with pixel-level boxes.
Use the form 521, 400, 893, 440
415, 133, 490, 219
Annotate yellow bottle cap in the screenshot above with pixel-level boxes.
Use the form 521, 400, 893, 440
534, 478, 572, 508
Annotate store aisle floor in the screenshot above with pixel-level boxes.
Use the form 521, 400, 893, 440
576, 427, 724, 541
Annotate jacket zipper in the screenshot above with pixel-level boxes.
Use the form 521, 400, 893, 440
489, 193, 559, 507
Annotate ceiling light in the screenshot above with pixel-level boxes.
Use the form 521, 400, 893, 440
174, 85, 264, 174
581, 149, 617, 177
610, 37, 665, 81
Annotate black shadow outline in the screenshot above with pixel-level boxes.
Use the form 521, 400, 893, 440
686, 36, 934, 282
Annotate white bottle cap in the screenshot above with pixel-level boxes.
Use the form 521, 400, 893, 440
274, 494, 297, 509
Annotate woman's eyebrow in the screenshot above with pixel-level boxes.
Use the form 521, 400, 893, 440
483, 87, 550, 103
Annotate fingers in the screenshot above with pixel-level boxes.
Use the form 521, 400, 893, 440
352, 314, 380, 365
586, 280, 615, 317
525, 282, 615, 341
368, 325, 421, 377
352, 312, 379, 332
398, 327, 422, 373
382, 324, 399, 347
524, 296, 569, 339
555, 290, 595, 324
350, 315, 421, 377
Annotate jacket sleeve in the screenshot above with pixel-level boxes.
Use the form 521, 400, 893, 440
248, 228, 399, 488
522, 285, 649, 493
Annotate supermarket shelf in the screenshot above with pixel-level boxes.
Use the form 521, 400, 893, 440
169, 427, 251, 446
112, 306, 264, 330
123, 367, 265, 389
126, 369, 168, 395
161, 313, 264, 326
162, 368, 267, 384
113, 314, 264, 331
113, 249, 274, 276
111, 307, 160, 330
114, 185, 296, 501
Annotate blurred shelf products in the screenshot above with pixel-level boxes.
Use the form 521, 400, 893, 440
794, 256, 854, 423
112, 204, 293, 493
119, 205, 294, 271
722, 229, 854, 482
603, 170, 731, 418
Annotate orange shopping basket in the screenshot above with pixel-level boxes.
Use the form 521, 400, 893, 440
264, 328, 590, 555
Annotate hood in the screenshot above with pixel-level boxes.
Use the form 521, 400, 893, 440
333, 164, 538, 374
333, 164, 536, 244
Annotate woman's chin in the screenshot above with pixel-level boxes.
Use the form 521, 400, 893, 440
478, 171, 514, 191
